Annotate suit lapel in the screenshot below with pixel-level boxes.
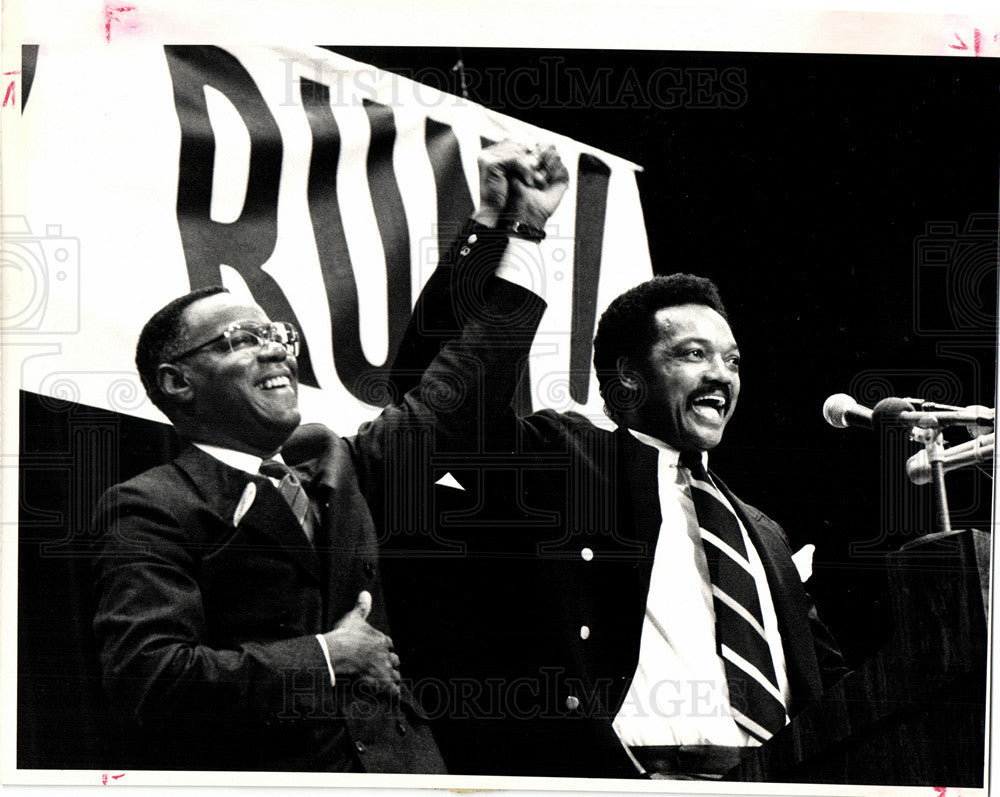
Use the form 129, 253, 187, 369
282, 424, 367, 622
613, 428, 664, 646
710, 472, 822, 710
175, 445, 320, 582
615, 427, 662, 560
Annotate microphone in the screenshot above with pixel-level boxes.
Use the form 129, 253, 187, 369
823, 393, 873, 430
871, 398, 995, 431
906, 433, 995, 485
906, 400, 995, 437
825, 393, 997, 434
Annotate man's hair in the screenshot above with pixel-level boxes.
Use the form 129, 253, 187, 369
135, 286, 229, 411
592, 274, 728, 418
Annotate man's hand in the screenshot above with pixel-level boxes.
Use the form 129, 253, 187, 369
473, 140, 569, 230
504, 144, 570, 230
321, 591, 401, 697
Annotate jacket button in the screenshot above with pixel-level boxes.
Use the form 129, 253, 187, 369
459, 245, 471, 256
363, 562, 375, 578
467, 233, 478, 244
579, 625, 590, 640
565, 695, 580, 711
396, 720, 407, 736
580, 547, 594, 562
355, 740, 366, 754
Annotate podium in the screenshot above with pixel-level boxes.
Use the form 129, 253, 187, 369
727, 529, 990, 786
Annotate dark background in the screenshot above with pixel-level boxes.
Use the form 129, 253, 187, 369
18, 48, 999, 769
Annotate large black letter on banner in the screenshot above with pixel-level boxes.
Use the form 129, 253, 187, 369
569, 153, 611, 405
425, 119, 475, 256
164, 45, 318, 386
300, 78, 413, 404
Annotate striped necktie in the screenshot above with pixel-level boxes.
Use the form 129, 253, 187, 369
679, 451, 788, 743
259, 459, 314, 544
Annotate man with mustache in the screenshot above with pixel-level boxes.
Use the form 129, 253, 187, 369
388, 272, 848, 778
90, 141, 568, 772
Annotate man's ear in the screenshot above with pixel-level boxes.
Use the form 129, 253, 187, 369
157, 363, 195, 405
615, 356, 639, 391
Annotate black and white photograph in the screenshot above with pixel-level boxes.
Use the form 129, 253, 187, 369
2, 3, 998, 795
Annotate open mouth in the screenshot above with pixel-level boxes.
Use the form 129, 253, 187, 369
257, 375, 293, 391
689, 392, 728, 421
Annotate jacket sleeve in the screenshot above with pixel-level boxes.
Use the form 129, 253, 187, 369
387, 219, 512, 399
349, 222, 546, 498
91, 479, 330, 728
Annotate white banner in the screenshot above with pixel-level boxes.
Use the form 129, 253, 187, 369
7, 44, 651, 434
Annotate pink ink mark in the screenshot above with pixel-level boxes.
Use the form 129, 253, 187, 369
104, 4, 137, 43
2, 69, 19, 107
101, 774, 108, 786
950, 28, 989, 56
111, 774, 125, 780
934, 788, 947, 796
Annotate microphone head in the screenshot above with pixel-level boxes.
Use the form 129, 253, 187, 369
823, 393, 857, 428
872, 397, 917, 429
823, 393, 861, 429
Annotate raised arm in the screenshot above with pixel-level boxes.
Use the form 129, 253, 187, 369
349, 142, 568, 495
388, 141, 568, 398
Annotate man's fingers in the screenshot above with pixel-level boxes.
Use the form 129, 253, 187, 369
538, 145, 569, 185
504, 157, 541, 188
353, 590, 372, 620
389, 651, 401, 669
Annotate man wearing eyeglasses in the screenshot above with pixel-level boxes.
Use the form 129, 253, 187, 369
90, 141, 568, 773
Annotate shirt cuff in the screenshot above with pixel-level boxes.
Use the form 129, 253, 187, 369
314, 634, 336, 686
494, 237, 546, 301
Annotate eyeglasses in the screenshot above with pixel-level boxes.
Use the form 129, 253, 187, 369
169, 321, 301, 362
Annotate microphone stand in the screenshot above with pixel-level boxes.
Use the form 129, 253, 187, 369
912, 420, 951, 535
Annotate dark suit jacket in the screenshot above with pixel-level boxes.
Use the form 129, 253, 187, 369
384, 285, 849, 779
91, 226, 545, 772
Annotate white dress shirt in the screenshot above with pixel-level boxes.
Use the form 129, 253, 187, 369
612, 430, 791, 748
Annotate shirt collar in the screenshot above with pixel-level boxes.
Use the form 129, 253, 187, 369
626, 428, 709, 470
192, 442, 285, 476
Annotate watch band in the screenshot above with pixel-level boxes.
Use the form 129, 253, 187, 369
501, 220, 547, 242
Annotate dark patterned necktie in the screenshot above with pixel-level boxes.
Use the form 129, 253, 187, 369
679, 451, 788, 743
259, 459, 314, 544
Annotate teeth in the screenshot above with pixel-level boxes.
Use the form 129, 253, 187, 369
260, 376, 291, 390
693, 395, 725, 408
691, 394, 726, 418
